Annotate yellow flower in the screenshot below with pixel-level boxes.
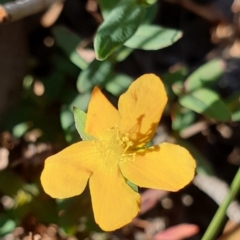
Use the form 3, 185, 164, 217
41, 74, 196, 231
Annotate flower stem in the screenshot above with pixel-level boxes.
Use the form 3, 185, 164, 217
202, 167, 240, 240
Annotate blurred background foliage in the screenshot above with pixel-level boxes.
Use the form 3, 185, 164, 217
0, 0, 240, 239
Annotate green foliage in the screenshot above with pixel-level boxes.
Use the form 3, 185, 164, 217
0, 216, 15, 236
179, 88, 231, 121
225, 92, 240, 122
172, 107, 195, 131
94, 0, 145, 60
77, 59, 113, 92
185, 59, 225, 92
169, 59, 231, 122
53, 26, 88, 70
125, 25, 182, 50
98, 0, 118, 19
105, 74, 133, 95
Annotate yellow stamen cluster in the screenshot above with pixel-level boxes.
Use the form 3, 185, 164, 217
96, 126, 135, 165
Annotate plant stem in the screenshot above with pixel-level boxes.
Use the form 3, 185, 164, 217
202, 167, 240, 240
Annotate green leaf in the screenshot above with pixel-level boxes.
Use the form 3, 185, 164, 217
60, 107, 77, 143
73, 107, 95, 141
179, 88, 231, 121
163, 65, 188, 99
94, 0, 145, 60
60, 107, 73, 131
145, 0, 158, 5
60, 92, 92, 143
225, 92, 240, 122
115, 45, 134, 62
142, 3, 158, 24
12, 122, 29, 138
77, 59, 113, 92
0, 216, 15, 236
53, 26, 88, 70
232, 110, 240, 122
172, 107, 195, 131
98, 0, 118, 20
71, 92, 91, 112
185, 59, 225, 92
172, 80, 185, 96
105, 74, 133, 96
125, 25, 182, 50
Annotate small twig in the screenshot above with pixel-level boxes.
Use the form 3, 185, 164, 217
0, 0, 64, 23
193, 173, 240, 223
180, 121, 209, 139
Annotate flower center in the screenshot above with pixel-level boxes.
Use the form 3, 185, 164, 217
96, 125, 135, 165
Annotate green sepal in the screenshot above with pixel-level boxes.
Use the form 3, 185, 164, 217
121, 171, 138, 192
73, 107, 95, 141
126, 179, 138, 193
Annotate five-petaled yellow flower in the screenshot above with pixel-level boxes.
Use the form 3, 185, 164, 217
41, 74, 196, 231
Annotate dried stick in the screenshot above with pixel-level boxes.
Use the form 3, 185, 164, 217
0, 0, 64, 23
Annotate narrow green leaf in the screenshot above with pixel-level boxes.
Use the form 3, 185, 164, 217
125, 25, 182, 50
52, 26, 88, 70
185, 59, 225, 92
73, 107, 95, 141
77, 59, 113, 92
94, 0, 145, 60
179, 88, 231, 121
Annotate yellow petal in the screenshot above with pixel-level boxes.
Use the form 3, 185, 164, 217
86, 87, 120, 139
118, 74, 167, 147
120, 143, 196, 191
89, 164, 140, 231
41, 141, 100, 198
